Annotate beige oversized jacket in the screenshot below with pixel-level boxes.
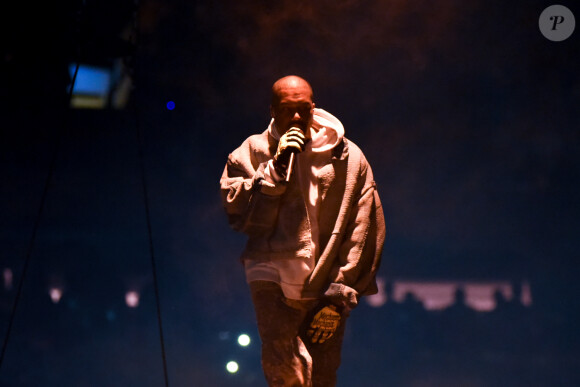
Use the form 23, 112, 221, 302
220, 130, 386, 308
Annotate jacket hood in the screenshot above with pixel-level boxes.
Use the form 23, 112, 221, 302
268, 108, 345, 153
310, 108, 345, 153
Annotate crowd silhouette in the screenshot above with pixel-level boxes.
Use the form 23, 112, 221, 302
342, 280, 579, 386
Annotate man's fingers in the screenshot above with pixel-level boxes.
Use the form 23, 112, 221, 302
322, 330, 333, 342
285, 142, 304, 152
314, 329, 333, 344
286, 127, 305, 136
284, 127, 305, 136
280, 140, 305, 155
285, 136, 305, 145
283, 130, 306, 143
311, 329, 322, 344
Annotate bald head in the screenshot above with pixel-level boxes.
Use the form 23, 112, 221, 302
271, 76, 314, 106
270, 75, 315, 134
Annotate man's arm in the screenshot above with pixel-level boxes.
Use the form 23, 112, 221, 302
220, 130, 307, 235
220, 141, 287, 236
324, 160, 386, 309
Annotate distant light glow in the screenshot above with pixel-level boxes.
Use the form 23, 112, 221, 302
166, 101, 175, 110
238, 334, 251, 347
226, 361, 239, 373
125, 291, 140, 308
464, 283, 511, 311
393, 280, 517, 311
521, 281, 533, 306
394, 281, 454, 310
3, 268, 13, 291
49, 287, 63, 303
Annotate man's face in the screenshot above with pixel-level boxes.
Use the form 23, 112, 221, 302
270, 83, 315, 136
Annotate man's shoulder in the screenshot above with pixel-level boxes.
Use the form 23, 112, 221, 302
342, 137, 368, 163
229, 130, 273, 162
237, 129, 269, 146
246, 130, 270, 145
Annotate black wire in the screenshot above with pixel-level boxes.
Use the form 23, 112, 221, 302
130, 1, 170, 385
0, 0, 85, 371
0, 63, 80, 374
135, 106, 171, 387
1, 3, 171, 384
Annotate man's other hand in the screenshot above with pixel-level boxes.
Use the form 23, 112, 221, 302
307, 305, 341, 344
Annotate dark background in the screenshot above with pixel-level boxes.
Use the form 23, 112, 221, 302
1, 1, 579, 386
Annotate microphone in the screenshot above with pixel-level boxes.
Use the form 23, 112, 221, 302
285, 152, 296, 182
284, 126, 304, 182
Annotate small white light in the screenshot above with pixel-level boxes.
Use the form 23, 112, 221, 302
49, 287, 63, 303
125, 291, 140, 308
226, 361, 239, 373
237, 334, 251, 347
3, 268, 13, 291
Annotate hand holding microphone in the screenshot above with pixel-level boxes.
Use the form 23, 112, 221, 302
273, 127, 307, 181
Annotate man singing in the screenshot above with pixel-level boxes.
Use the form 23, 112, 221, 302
220, 75, 386, 386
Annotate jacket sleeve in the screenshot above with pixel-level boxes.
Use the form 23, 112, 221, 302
324, 160, 386, 308
220, 138, 288, 236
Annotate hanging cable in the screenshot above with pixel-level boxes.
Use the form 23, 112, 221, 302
0, 103, 65, 370
0, 34, 81, 378
135, 107, 171, 387
129, 1, 170, 385
134, 88, 171, 387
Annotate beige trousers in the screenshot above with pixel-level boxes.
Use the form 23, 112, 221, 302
250, 280, 349, 387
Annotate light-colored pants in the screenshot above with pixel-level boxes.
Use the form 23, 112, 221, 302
250, 281, 349, 387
